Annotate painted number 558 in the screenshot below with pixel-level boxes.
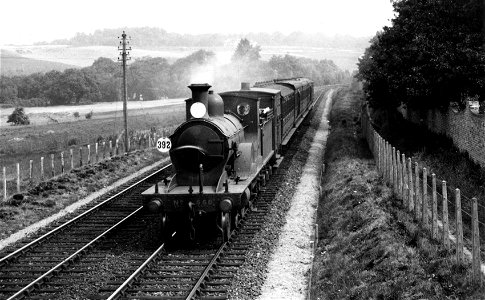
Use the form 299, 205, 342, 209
157, 137, 171, 153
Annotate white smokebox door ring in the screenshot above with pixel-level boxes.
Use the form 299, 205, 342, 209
190, 102, 207, 118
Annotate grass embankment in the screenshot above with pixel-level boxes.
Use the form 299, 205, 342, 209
310, 87, 484, 299
0, 149, 167, 241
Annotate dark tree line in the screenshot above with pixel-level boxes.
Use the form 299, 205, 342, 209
1, 39, 350, 107
0, 50, 216, 106
357, 0, 485, 110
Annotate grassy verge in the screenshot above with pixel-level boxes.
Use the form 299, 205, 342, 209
310, 86, 484, 299
0, 149, 167, 240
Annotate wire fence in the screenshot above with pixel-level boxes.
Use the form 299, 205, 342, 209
361, 104, 483, 286
1, 125, 178, 201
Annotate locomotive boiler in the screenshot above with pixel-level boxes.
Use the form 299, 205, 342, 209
142, 78, 315, 242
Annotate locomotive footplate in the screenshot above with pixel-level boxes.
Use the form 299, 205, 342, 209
142, 183, 249, 213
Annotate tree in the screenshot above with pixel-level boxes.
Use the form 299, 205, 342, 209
232, 38, 261, 62
0, 76, 18, 104
7, 107, 30, 125
357, 0, 485, 110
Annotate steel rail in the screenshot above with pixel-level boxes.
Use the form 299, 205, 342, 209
7, 206, 144, 300
184, 225, 241, 300
0, 163, 171, 267
106, 231, 176, 300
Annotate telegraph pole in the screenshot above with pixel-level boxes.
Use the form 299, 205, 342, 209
118, 31, 131, 153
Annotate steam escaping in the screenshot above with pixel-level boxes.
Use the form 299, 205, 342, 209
188, 61, 275, 93
190, 64, 215, 84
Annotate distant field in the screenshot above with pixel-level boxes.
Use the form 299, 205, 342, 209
0, 49, 75, 75
1, 44, 362, 73
0, 98, 185, 126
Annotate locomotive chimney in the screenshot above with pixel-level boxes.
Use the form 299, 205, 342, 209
186, 83, 211, 119
240, 82, 251, 90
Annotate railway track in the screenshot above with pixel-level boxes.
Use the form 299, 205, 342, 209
0, 164, 173, 300
91, 171, 285, 300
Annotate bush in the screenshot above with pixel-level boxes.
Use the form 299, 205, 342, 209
73, 112, 80, 118
7, 107, 30, 125
85, 110, 93, 119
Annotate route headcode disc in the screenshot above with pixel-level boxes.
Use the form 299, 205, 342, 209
157, 137, 171, 153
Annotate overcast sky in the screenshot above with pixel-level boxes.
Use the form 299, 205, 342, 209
0, 0, 394, 45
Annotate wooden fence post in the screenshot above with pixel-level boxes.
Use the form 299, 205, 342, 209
381, 137, 386, 175
384, 141, 388, 181
70, 148, 74, 170
431, 174, 438, 240
384, 141, 388, 182
392, 147, 397, 192
401, 153, 408, 207
398, 150, 402, 197
442, 181, 450, 250
87, 144, 91, 164
388, 142, 391, 184
455, 188, 464, 265
389, 145, 392, 187
377, 135, 381, 174
471, 197, 481, 286
95, 142, 99, 162
40, 157, 44, 180
61, 152, 65, 174
375, 136, 382, 174
415, 162, 420, 221
422, 168, 428, 230
16, 163, 20, 193
408, 158, 414, 213
29, 160, 33, 181
51, 154, 55, 177
3, 167, 6, 201
79, 147, 83, 167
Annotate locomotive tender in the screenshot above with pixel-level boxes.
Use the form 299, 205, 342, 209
142, 78, 315, 241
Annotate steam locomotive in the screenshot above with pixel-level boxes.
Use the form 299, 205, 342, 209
142, 78, 315, 241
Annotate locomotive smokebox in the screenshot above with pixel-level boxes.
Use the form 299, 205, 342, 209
186, 83, 211, 120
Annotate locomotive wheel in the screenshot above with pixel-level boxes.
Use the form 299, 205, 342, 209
221, 212, 231, 243
233, 210, 240, 229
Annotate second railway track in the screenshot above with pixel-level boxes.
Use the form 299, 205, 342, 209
0, 164, 173, 299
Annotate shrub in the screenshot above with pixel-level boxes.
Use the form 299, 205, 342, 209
7, 107, 30, 125
73, 112, 80, 118
85, 110, 93, 119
